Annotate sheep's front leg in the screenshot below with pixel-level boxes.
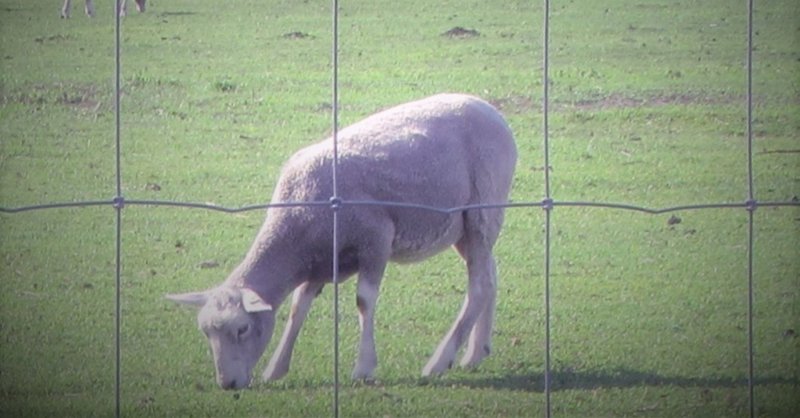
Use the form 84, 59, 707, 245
262, 281, 323, 381
351, 276, 382, 380
84, 0, 95, 17
119, 0, 145, 16
422, 242, 495, 376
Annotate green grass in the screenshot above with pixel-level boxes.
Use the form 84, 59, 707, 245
1, 0, 798, 416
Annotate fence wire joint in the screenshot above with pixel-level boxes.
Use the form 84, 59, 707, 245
541, 197, 554, 211
329, 196, 343, 211
745, 199, 758, 213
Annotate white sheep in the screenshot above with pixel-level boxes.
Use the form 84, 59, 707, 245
61, 0, 145, 18
167, 93, 517, 390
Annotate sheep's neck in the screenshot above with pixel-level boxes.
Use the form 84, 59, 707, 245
226, 232, 301, 309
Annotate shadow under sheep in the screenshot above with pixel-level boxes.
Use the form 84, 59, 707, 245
260, 367, 798, 394
410, 367, 799, 393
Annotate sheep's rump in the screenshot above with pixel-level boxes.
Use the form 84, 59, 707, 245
268, 93, 516, 273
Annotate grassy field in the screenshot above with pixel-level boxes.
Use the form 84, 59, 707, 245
1, 0, 798, 416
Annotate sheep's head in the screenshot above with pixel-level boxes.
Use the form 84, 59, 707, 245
166, 287, 275, 390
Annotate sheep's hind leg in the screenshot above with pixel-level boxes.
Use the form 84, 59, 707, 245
422, 235, 495, 376
460, 255, 496, 368
262, 281, 323, 381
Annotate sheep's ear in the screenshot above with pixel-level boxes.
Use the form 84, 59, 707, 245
241, 288, 273, 313
165, 291, 210, 308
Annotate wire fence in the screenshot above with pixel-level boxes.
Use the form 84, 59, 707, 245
1, 0, 799, 417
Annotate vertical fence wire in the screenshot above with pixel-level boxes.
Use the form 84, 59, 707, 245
330, 0, 341, 417
746, 208, 756, 418
745, 0, 756, 416
746, 0, 756, 201
541, 0, 553, 417
113, 1, 123, 417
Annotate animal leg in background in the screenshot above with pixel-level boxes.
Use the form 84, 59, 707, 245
61, 0, 94, 18
120, 0, 146, 16
62, 0, 145, 18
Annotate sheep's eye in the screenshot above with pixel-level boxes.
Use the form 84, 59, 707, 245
236, 324, 250, 339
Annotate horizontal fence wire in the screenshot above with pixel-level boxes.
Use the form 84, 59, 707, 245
1, 198, 797, 215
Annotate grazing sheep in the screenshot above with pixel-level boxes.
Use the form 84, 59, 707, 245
61, 0, 145, 18
167, 93, 517, 390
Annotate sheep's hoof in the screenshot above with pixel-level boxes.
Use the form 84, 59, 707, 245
352, 376, 378, 386
262, 367, 288, 382
421, 359, 453, 377
350, 368, 375, 381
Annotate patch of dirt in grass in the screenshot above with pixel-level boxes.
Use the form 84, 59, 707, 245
282, 31, 313, 40
489, 96, 537, 114
55, 86, 100, 110
34, 34, 71, 44
159, 11, 196, 17
489, 92, 746, 114
571, 92, 742, 110
1, 83, 101, 111
441, 26, 480, 38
